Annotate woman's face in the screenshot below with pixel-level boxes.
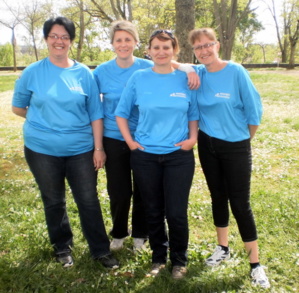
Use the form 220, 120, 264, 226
148, 37, 174, 66
45, 24, 72, 60
192, 35, 219, 67
112, 30, 137, 60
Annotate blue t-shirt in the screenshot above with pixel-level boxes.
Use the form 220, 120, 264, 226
93, 57, 153, 140
115, 68, 199, 154
12, 57, 103, 156
196, 61, 262, 142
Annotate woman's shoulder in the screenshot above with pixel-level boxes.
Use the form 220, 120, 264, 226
134, 57, 153, 68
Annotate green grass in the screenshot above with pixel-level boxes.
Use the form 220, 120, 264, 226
0, 74, 19, 92
0, 69, 299, 292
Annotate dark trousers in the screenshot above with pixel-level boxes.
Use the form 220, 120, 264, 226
197, 130, 257, 242
131, 149, 195, 266
24, 147, 111, 258
103, 137, 148, 239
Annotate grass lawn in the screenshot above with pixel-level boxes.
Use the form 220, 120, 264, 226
0, 69, 298, 292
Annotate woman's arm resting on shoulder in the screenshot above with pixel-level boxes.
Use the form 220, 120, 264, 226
116, 116, 144, 151
12, 106, 27, 118
171, 60, 200, 90
92, 119, 106, 170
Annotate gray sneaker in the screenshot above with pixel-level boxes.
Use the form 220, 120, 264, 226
205, 245, 230, 266
172, 266, 187, 280
96, 254, 119, 269
56, 253, 73, 268
147, 263, 166, 277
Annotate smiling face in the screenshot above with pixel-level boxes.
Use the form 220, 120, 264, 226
148, 37, 174, 67
192, 35, 220, 68
45, 24, 71, 60
112, 30, 137, 61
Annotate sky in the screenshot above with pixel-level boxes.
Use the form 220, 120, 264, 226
0, 0, 282, 46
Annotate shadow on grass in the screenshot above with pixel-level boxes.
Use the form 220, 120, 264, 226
0, 248, 251, 293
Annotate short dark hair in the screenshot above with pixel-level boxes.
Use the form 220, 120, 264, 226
43, 17, 76, 41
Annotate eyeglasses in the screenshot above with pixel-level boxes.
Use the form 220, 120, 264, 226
193, 42, 217, 51
150, 30, 174, 39
48, 34, 71, 41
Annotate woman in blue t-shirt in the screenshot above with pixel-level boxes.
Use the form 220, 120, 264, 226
93, 20, 153, 252
115, 30, 199, 279
93, 20, 198, 253
189, 27, 270, 289
12, 17, 118, 269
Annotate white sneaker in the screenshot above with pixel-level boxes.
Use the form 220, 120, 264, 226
205, 245, 230, 266
110, 238, 125, 251
251, 266, 270, 289
133, 238, 147, 251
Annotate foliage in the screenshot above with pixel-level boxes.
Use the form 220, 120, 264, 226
232, 43, 279, 64
0, 70, 299, 292
133, 0, 176, 52
0, 43, 13, 66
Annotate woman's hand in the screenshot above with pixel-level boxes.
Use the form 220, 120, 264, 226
127, 141, 144, 151
175, 138, 197, 151
187, 72, 200, 90
93, 150, 106, 170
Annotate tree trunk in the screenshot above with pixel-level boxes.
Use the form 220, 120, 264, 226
12, 28, 17, 72
213, 0, 252, 60
288, 20, 299, 69
77, 0, 85, 62
175, 0, 195, 63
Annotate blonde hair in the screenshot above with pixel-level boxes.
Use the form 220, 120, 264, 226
188, 28, 217, 45
109, 20, 139, 44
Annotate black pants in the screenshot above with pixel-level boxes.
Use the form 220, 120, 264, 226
198, 130, 257, 242
103, 137, 148, 239
131, 149, 195, 266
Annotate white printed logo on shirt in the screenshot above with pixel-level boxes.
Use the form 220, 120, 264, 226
170, 92, 187, 98
215, 93, 230, 99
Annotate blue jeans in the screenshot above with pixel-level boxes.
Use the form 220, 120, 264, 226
197, 130, 257, 242
131, 149, 195, 266
24, 147, 111, 258
103, 137, 148, 239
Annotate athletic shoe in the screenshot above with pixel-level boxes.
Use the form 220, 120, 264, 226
251, 266, 270, 289
172, 266, 187, 280
56, 253, 73, 268
110, 237, 125, 251
96, 254, 119, 269
147, 263, 166, 277
133, 238, 147, 251
205, 245, 230, 266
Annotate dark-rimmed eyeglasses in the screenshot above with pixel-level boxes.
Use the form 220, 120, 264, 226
150, 30, 174, 39
48, 34, 70, 41
193, 42, 217, 51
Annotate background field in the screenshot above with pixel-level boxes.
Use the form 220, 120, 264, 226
0, 69, 298, 292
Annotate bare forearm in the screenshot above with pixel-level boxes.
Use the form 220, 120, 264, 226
12, 106, 27, 118
249, 125, 259, 140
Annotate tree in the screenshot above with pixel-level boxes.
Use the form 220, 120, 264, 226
285, 0, 299, 68
264, 0, 288, 62
87, 0, 132, 21
175, 0, 195, 62
63, 0, 94, 62
0, 0, 24, 71
213, 0, 253, 60
20, 0, 53, 61
0, 20, 19, 71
